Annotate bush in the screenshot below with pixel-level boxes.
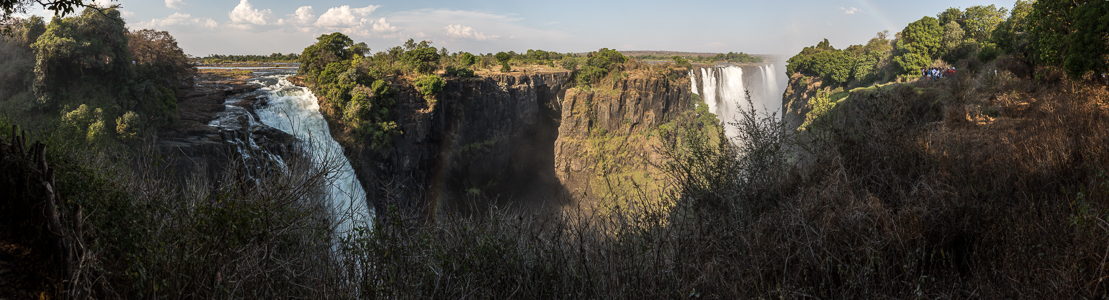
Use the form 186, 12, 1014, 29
445, 65, 475, 77
115, 111, 140, 142
415, 74, 445, 99
459, 52, 477, 67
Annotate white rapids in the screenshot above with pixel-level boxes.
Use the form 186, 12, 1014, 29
252, 73, 373, 238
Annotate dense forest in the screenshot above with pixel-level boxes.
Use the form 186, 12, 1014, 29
0, 8, 192, 146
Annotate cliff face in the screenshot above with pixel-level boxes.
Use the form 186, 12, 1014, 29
312, 69, 695, 216
554, 74, 691, 202
326, 72, 572, 215
781, 73, 822, 131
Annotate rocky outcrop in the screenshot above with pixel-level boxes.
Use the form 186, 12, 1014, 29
554, 73, 692, 201
781, 73, 821, 131
158, 76, 296, 186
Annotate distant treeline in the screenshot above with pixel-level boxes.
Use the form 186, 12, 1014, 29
195, 53, 301, 64
633, 52, 763, 64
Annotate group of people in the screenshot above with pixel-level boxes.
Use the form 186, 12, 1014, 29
922, 67, 956, 81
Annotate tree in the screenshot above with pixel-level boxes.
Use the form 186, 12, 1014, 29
937, 8, 963, 26
459, 52, 476, 67
941, 21, 965, 51
892, 16, 942, 74
898, 16, 943, 58
1064, 0, 1109, 80
494, 51, 511, 64
403, 46, 440, 74
962, 5, 1009, 41
1027, 0, 1076, 66
990, 0, 1033, 55
809, 50, 852, 86
299, 32, 354, 76
128, 29, 194, 88
495, 51, 511, 72
32, 7, 130, 107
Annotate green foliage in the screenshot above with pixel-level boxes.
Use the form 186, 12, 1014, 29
31, 8, 131, 108
786, 39, 856, 86
962, 5, 1010, 41
115, 111, 139, 142
1027, 0, 1074, 66
671, 55, 692, 69
61, 103, 109, 144
898, 16, 944, 59
0, 8, 190, 143
459, 52, 477, 67
990, 0, 1033, 55
298, 32, 356, 77
415, 74, 445, 99
445, 65, 475, 77
978, 41, 1001, 62
402, 45, 440, 74
1063, 0, 1109, 80
499, 61, 511, 72
494, 51, 510, 64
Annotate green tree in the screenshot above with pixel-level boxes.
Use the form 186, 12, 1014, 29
1064, 0, 1109, 80
809, 50, 852, 86
459, 52, 477, 67
937, 7, 963, 26
893, 16, 942, 74
403, 45, 440, 74
299, 32, 355, 77
495, 51, 511, 72
898, 16, 944, 58
941, 21, 966, 53
962, 5, 1009, 41
1027, 0, 1076, 66
990, 0, 1033, 56
415, 74, 445, 100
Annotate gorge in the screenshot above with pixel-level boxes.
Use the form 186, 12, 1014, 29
294, 61, 787, 217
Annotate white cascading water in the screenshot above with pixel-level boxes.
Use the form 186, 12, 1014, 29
692, 63, 787, 140
252, 73, 372, 239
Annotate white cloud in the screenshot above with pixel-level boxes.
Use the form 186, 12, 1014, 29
119, 9, 134, 17
138, 12, 194, 27
229, 0, 273, 26
839, 7, 861, 15
91, 0, 112, 7
165, 0, 183, 9
444, 24, 498, 41
134, 13, 219, 30
316, 5, 378, 28
373, 18, 397, 32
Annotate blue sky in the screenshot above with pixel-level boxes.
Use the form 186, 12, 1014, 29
23, 0, 1017, 56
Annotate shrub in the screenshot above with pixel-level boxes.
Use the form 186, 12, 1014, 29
445, 65, 475, 77
115, 111, 140, 142
499, 61, 511, 73
415, 74, 445, 99
459, 52, 477, 67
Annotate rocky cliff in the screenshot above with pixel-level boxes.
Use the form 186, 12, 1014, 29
307, 68, 698, 216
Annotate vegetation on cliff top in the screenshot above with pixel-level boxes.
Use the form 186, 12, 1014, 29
0, 8, 193, 147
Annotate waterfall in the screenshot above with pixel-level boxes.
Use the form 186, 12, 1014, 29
251, 72, 373, 238
693, 63, 787, 140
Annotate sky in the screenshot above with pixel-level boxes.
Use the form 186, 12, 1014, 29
21, 0, 1017, 57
